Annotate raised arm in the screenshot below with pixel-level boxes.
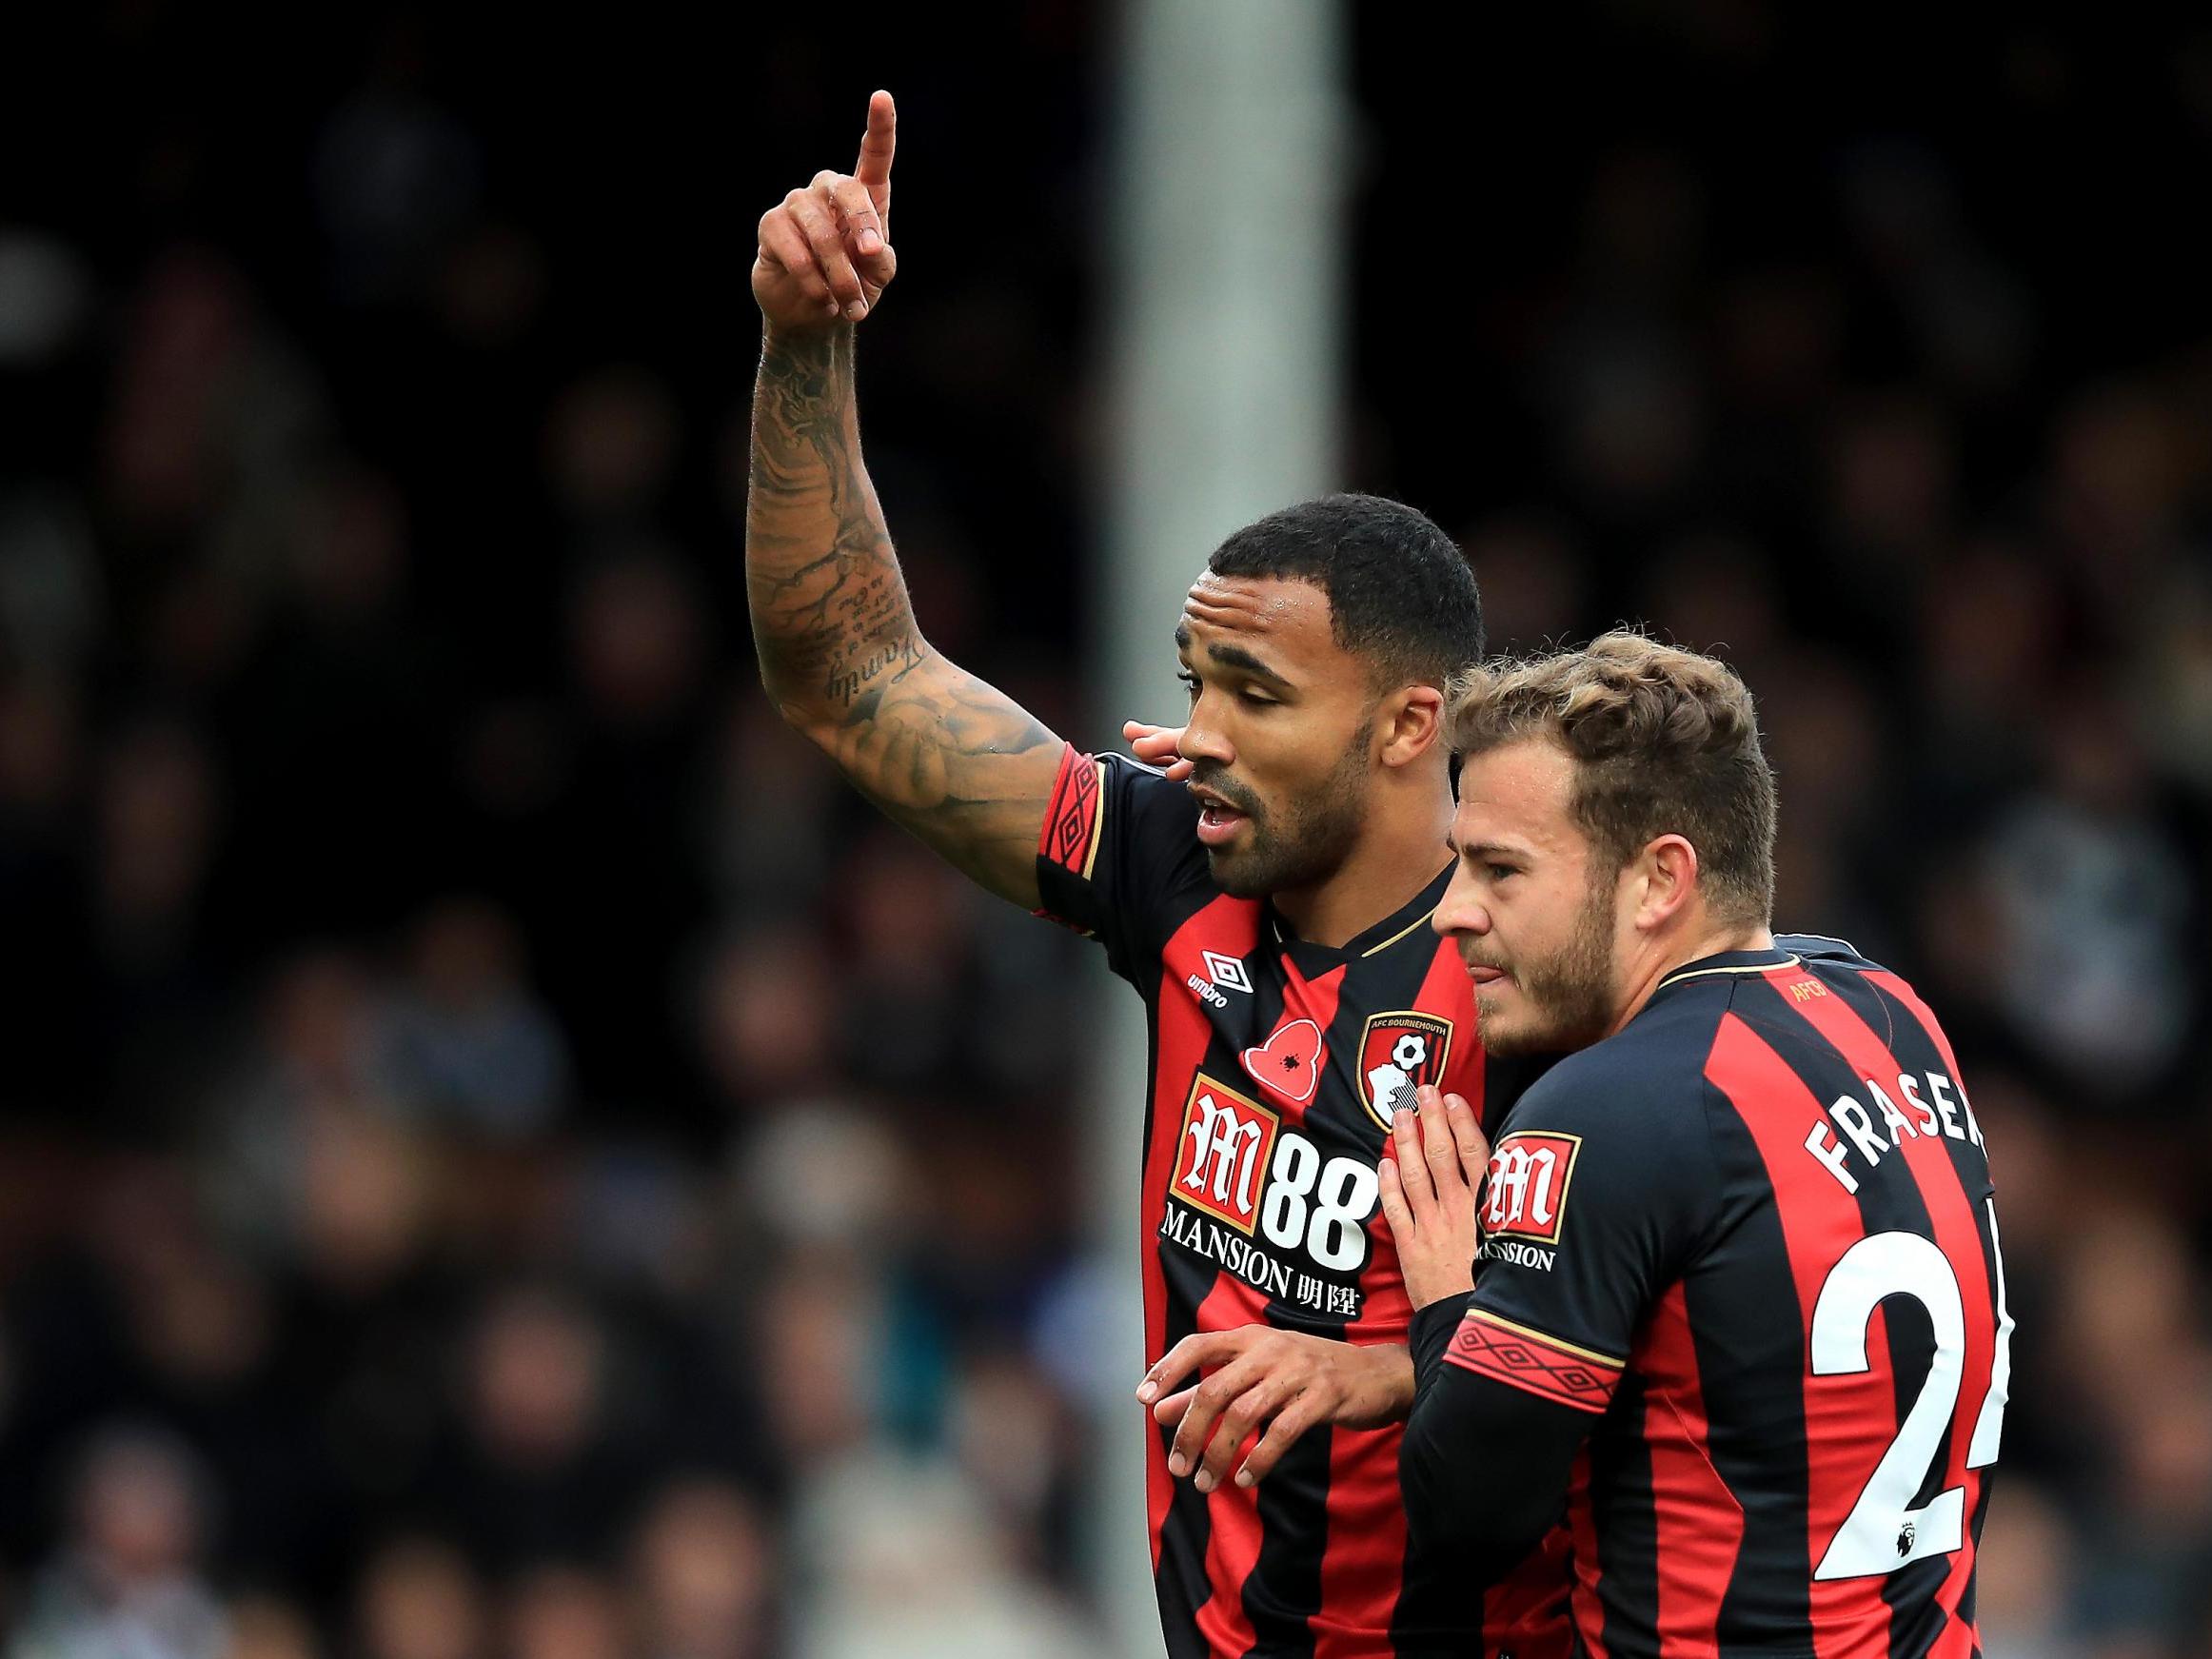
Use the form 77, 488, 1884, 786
747, 91, 1062, 908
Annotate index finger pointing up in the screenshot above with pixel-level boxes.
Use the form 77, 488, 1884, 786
855, 89, 896, 211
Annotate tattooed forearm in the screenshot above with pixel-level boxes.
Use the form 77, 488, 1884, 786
743, 324, 1063, 908
747, 326, 915, 715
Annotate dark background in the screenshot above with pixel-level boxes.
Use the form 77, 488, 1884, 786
1, 4, 2207, 1656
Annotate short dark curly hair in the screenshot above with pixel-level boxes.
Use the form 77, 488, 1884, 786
1207, 493, 1485, 692
1447, 631, 1778, 926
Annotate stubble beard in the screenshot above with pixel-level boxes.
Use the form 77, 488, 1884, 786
1473, 873, 1621, 1057
1203, 737, 1371, 901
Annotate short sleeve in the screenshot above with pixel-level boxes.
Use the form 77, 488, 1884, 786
1451, 1049, 1715, 1414
1033, 745, 1214, 986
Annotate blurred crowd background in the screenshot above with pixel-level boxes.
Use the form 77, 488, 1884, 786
2, 4, 2209, 1658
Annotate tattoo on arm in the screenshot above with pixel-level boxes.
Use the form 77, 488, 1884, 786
746, 327, 902, 711
745, 326, 1059, 905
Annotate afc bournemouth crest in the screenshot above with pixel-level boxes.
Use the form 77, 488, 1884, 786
1356, 1011, 1454, 1128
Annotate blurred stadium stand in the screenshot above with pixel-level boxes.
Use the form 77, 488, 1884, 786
2, 4, 2210, 1657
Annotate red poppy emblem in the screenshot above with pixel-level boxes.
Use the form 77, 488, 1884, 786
1240, 1017, 1324, 1106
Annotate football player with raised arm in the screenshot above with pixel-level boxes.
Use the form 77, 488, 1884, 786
747, 91, 1569, 1659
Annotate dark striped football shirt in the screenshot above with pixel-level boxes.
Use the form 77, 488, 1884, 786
1447, 937, 2013, 1659
1036, 745, 1572, 1659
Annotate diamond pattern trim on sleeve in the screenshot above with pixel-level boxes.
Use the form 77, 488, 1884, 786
1039, 744, 1104, 879
1442, 1309, 1624, 1414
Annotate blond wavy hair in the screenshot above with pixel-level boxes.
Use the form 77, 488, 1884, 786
1446, 631, 1776, 925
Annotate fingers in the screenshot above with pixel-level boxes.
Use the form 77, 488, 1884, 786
1122, 721, 1180, 760
855, 88, 897, 198
800, 173, 876, 320
1377, 1152, 1415, 1243
1389, 1097, 1435, 1213
1234, 1392, 1325, 1489
1121, 721, 1195, 780
828, 175, 883, 252
1143, 1329, 1357, 1493
1417, 1083, 1465, 1187
787, 181, 868, 319
826, 174, 895, 288
757, 206, 838, 315
1148, 1384, 1198, 1425
1443, 1091, 1491, 1180
1136, 1330, 1234, 1406
1164, 1351, 1267, 1482
1194, 1370, 1303, 1492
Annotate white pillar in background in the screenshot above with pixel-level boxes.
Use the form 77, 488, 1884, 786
1086, 4, 1347, 1653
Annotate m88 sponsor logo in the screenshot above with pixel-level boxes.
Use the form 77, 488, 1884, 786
1163, 1073, 1382, 1314
1477, 1131, 1582, 1273
1483, 1131, 1582, 1243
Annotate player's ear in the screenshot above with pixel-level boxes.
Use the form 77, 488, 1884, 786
1632, 835, 1701, 932
1376, 684, 1445, 769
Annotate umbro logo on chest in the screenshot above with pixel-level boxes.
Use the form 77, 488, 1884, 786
1183, 949, 1254, 1011
1203, 950, 1252, 993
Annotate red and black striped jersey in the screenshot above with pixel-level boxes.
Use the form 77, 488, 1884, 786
1447, 937, 2013, 1659
1036, 745, 1572, 1659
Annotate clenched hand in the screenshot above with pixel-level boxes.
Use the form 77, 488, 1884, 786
753, 89, 899, 329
